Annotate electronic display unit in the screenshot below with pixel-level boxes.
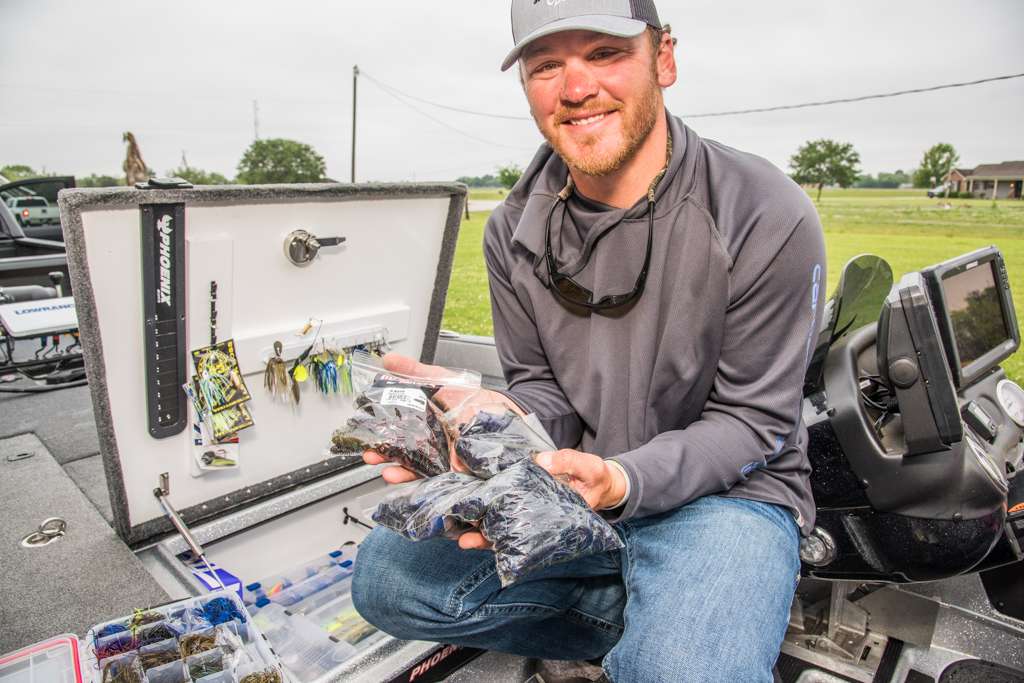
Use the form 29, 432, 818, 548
921, 247, 1019, 388
877, 272, 962, 454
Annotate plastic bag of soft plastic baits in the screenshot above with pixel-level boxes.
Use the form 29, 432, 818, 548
459, 458, 623, 586
455, 409, 556, 478
373, 457, 622, 587
372, 472, 484, 540
329, 352, 481, 478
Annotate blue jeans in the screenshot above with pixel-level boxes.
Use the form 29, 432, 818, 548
352, 495, 800, 683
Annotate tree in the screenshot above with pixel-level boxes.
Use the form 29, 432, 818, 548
855, 169, 911, 189
913, 143, 959, 189
950, 287, 1003, 363
168, 165, 231, 186
497, 164, 523, 190
456, 173, 499, 188
76, 174, 124, 187
1, 164, 39, 181
236, 138, 326, 184
789, 139, 861, 202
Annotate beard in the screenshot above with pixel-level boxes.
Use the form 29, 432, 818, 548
538, 75, 662, 177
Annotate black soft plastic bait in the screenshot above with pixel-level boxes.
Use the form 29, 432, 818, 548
331, 378, 452, 478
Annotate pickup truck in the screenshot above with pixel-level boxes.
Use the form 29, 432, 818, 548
0, 198, 68, 296
5, 196, 59, 226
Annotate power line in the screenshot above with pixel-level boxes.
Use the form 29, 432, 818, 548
684, 72, 1024, 118
361, 75, 536, 152
5, 70, 1019, 126
360, 71, 534, 121
357, 70, 1024, 121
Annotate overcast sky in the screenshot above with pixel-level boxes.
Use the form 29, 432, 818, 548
2, 0, 1022, 182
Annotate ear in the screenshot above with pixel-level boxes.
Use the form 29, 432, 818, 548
655, 30, 677, 88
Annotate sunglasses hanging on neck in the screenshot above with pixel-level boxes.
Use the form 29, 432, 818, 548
543, 178, 655, 312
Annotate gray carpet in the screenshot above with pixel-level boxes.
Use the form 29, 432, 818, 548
0, 383, 99, 464
443, 651, 533, 682
0, 351, 111, 520
0, 433, 168, 652
63, 454, 114, 523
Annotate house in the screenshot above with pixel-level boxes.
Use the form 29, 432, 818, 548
947, 161, 1024, 199
947, 168, 973, 194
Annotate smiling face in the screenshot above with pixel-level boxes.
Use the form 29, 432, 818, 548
521, 29, 675, 177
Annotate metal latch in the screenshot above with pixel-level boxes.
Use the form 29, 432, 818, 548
135, 176, 195, 190
21, 517, 67, 548
284, 229, 346, 266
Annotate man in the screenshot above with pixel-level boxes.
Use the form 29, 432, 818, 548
353, 1, 826, 680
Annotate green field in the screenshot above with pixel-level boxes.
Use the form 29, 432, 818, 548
442, 189, 1024, 382
468, 188, 508, 201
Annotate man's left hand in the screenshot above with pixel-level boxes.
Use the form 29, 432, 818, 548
534, 449, 627, 510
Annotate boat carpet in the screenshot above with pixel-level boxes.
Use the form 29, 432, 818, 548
442, 651, 532, 682
0, 382, 100, 464
63, 453, 114, 524
0, 433, 169, 653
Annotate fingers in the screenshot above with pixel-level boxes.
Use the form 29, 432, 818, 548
534, 449, 584, 477
382, 353, 454, 380
363, 450, 387, 465
433, 385, 474, 414
457, 531, 492, 550
534, 449, 604, 509
381, 353, 423, 375
449, 448, 469, 474
381, 465, 421, 484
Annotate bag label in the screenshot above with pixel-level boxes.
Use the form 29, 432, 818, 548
380, 387, 427, 412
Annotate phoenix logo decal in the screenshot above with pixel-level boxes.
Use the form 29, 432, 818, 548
156, 215, 174, 307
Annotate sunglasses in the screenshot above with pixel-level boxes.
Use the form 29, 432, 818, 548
544, 194, 655, 311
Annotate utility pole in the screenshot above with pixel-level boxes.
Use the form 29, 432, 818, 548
253, 100, 260, 141
351, 65, 359, 184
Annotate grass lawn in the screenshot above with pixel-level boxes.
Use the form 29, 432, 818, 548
468, 188, 508, 201
442, 188, 1024, 381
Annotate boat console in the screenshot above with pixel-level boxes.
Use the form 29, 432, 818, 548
804, 247, 1024, 583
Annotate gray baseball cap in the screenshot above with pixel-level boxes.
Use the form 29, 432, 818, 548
502, 0, 662, 71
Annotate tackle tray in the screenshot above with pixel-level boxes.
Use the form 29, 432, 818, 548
82, 590, 282, 683
53, 183, 484, 682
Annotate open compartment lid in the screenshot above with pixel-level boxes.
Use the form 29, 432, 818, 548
59, 183, 466, 545
0, 634, 84, 683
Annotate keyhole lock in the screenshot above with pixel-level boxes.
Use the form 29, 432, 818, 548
284, 229, 346, 267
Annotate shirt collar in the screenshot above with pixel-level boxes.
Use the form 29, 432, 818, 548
511, 111, 687, 259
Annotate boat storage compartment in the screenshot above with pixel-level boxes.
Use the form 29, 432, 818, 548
58, 183, 482, 682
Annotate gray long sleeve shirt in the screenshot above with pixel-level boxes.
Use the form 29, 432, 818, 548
484, 114, 825, 533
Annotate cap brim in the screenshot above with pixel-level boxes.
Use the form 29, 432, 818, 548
501, 15, 648, 71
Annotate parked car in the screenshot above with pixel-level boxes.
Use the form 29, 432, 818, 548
6, 196, 59, 226
927, 184, 951, 198
0, 175, 75, 242
0, 194, 69, 295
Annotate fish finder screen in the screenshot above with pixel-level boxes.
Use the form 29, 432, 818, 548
942, 261, 1009, 368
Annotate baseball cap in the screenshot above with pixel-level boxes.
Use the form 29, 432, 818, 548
502, 0, 662, 71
